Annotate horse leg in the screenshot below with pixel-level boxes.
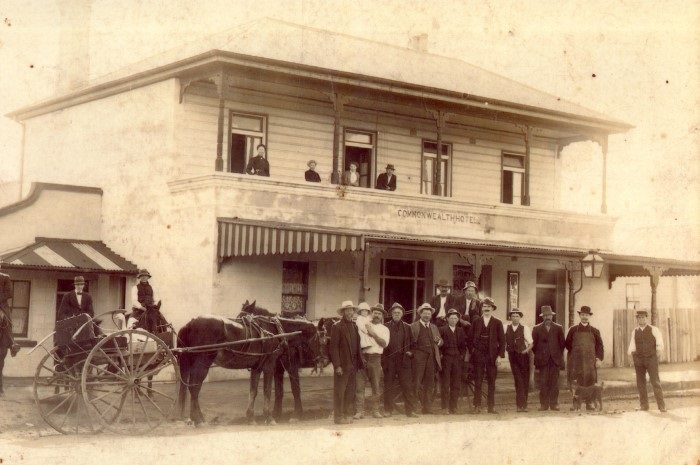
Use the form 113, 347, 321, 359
289, 358, 303, 422
273, 358, 284, 420
187, 364, 209, 426
247, 368, 262, 425
263, 362, 276, 425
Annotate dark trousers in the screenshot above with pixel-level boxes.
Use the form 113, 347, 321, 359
413, 350, 436, 412
473, 350, 497, 409
0, 346, 7, 391
538, 360, 560, 408
383, 355, 417, 415
633, 354, 665, 409
508, 351, 530, 409
440, 354, 462, 412
333, 366, 357, 421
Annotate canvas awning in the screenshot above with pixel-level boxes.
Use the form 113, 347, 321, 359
217, 220, 364, 262
1, 237, 138, 275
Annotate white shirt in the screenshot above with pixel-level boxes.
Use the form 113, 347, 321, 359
75, 291, 82, 306
356, 314, 373, 348
506, 323, 533, 347
437, 295, 447, 318
627, 324, 664, 355
483, 316, 491, 327
362, 322, 390, 355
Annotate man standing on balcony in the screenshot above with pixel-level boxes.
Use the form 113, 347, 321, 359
375, 164, 396, 191
245, 143, 270, 177
627, 309, 666, 412
565, 306, 604, 409
429, 279, 459, 327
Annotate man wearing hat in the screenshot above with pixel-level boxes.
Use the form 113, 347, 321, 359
459, 281, 483, 324
127, 269, 164, 332
354, 303, 390, 419
627, 310, 666, 412
304, 159, 321, 182
468, 297, 505, 414
382, 302, 419, 418
429, 279, 460, 326
57, 276, 95, 321
438, 309, 469, 414
505, 308, 533, 412
410, 303, 443, 414
565, 306, 604, 407
531, 306, 566, 411
375, 164, 396, 191
330, 301, 364, 424
0, 259, 21, 396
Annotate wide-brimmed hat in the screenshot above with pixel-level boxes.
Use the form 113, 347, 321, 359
357, 302, 371, 315
539, 305, 554, 317
416, 303, 435, 315
509, 308, 524, 317
635, 310, 649, 317
307, 159, 317, 167
137, 269, 152, 279
337, 300, 357, 315
74, 276, 85, 285
578, 306, 593, 315
446, 308, 461, 318
371, 303, 388, 317
385, 164, 395, 171
389, 302, 405, 314
463, 281, 478, 291
437, 279, 450, 288
481, 297, 497, 310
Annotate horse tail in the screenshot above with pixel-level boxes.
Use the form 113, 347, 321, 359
176, 321, 194, 386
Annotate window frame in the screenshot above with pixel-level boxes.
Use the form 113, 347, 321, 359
342, 128, 377, 188
227, 110, 268, 174
281, 261, 309, 316
501, 151, 526, 205
10, 280, 31, 338
420, 139, 452, 197
625, 283, 641, 310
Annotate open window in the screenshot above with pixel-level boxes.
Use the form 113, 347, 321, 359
422, 140, 451, 196
343, 129, 376, 188
502, 152, 525, 205
229, 112, 267, 173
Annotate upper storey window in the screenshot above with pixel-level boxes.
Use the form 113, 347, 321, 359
343, 129, 376, 188
422, 140, 451, 197
229, 112, 267, 173
502, 152, 525, 205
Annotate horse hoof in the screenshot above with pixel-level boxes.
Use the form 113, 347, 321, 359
266, 418, 277, 426
289, 417, 299, 423
248, 419, 258, 426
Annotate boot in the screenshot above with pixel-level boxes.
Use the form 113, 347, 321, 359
10, 343, 20, 357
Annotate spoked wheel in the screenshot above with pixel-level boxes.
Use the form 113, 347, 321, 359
33, 348, 102, 434
81, 329, 179, 435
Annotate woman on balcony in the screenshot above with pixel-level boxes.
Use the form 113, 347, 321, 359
245, 144, 270, 177
342, 161, 360, 187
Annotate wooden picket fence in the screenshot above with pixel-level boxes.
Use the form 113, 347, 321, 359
613, 308, 700, 367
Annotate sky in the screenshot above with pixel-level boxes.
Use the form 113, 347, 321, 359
0, 0, 698, 260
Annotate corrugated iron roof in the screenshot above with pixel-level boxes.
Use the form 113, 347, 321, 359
1, 238, 138, 274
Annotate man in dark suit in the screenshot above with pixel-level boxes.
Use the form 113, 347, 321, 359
458, 281, 482, 324
57, 275, 95, 321
329, 300, 364, 425
469, 297, 505, 414
531, 305, 565, 411
382, 302, 419, 418
410, 303, 443, 414
438, 309, 469, 414
375, 164, 396, 191
429, 279, 460, 327
565, 306, 604, 391
0, 259, 20, 396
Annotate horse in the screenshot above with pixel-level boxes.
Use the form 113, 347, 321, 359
176, 302, 323, 426
239, 302, 330, 421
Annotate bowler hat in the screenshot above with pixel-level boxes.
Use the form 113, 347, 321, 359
437, 279, 450, 288
509, 308, 524, 317
357, 302, 371, 315
463, 281, 478, 291
307, 159, 317, 167
74, 276, 85, 285
578, 306, 593, 315
371, 303, 388, 317
385, 164, 395, 171
446, 308, 461, 318
337, 300, 357, 315
635, 310, 648, 317
539, 305, 554, 317
389, 302, 405, 314
137, 269, 152, 279
481, 297, 497, 310
417, 303, 435, 314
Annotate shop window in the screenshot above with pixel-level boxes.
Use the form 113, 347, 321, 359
10, 280, 30, 338
343, 129, 376, 188
229, 112, 267, 174
422, 140, 452, 196
282, 261, 308, 315
502, 152, 525, 205
626, 283, 640, 310
380, 259, 427, 320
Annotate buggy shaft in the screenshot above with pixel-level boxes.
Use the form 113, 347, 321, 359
172, 330, 302, 354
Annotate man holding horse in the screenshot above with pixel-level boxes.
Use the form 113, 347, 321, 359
330, 300, 364, 425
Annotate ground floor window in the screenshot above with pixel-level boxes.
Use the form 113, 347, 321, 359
625, 283, 641, 310
10, 280, 30, 337
282, 261, 308, 315
380, 259, 427, 318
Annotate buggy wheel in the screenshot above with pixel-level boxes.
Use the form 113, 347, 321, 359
33, 348, 102, 434
81, 329, 179, 435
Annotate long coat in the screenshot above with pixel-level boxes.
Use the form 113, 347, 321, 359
57, 291, 95, 321
329, 319, 364, 371
410, 321, 443, 370
469, 316, 505, 362
375, 172, 396, 191
429, 294, 461, 323
456, 296, 482, 323
531, 322, 566, 368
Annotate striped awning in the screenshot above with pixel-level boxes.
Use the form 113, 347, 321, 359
218, 221, 363, 260
1, 238, 138, 274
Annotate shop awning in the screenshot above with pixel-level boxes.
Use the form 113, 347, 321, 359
217, 220, 364, 261
1, 237, 138, 275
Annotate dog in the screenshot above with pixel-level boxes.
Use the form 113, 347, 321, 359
570, 381, 604, 412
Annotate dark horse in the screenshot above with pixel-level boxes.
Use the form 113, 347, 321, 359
239, 303, 331, 421
176, 301, 324, 425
